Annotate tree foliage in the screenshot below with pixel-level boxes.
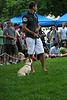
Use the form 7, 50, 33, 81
0, 0, 67, 22
37, 0, 67, 17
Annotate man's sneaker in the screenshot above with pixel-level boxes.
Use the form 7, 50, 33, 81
6, 62, 10, 65
10, 60, 12, 64
0, 64, 3, 66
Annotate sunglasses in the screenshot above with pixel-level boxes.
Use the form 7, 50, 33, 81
7, 22, 11, 24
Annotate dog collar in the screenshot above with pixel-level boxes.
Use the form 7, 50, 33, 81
25, 64, 31, 66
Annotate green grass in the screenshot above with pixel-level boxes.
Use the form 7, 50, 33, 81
0, 57, 67, 100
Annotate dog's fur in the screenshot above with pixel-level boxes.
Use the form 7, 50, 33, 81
17, 59, 32, 76
17, 52, 26, 62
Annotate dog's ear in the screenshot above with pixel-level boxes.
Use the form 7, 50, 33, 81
29, 58, 31, 62
23, 58, 27, 62
29, 58, 32, 62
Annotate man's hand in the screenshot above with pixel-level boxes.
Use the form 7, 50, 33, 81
13, 37, 16, 41
35, 29, 39, 35
59, 39, 61, 43
3, 35, 6, 38
34, 33, 38, 38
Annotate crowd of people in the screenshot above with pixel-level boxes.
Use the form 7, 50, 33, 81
47, 23, 67, 58
0, 19, 67, 66
0, 20, 67, 65
0, 20, 28, 66
0, 1, 67, 73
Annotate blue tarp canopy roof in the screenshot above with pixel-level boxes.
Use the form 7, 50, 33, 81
10, 12, 55, 26
55, 13, 67, 26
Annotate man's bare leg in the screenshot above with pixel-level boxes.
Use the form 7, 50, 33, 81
40, 53, 47, 71
28, 55, 35, 73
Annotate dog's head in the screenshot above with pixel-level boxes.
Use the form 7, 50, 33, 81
18, 52, 25, 57
25, 58, 32, 65
18, 52, 25, 62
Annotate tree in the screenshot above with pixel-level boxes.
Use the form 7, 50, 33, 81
37, 0, 67, 17
0, 0, 67, 22
0, 0, 30, 22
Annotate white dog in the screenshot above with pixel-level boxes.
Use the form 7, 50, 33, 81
17, 52, 26, 62
17, 59, 32, 76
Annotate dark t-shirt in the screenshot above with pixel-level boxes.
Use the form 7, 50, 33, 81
22, 11, 38, 38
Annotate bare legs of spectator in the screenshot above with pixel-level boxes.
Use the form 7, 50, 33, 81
6, 55, 10, 65
12, 54, 16, 64
10, 54, 17, 64
0, 57, 3, 66
12, 54, 18, 64
15, 55, 18, 63
2, 54, 6, 65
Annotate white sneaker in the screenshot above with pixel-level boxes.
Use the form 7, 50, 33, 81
12, 62, 17, 64
0, 64, 3, 66
6, 62, 10, 65
10, 60, 12, 64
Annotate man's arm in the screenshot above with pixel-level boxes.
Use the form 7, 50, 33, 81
59, 32, 61, 43
62, 50, 67, 54
0, 35, 6, 38
5, 33, 16, 41
49, 34, 51, 43
49, 32, 52, 43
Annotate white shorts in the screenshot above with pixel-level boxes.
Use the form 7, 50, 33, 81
26, 37, 44, 55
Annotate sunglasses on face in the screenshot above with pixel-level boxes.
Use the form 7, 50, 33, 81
7, 22, 11, 24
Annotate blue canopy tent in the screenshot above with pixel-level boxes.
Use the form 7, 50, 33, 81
55, 13, 67, 26
36, 13, 55, 26
10, 12, 55, 26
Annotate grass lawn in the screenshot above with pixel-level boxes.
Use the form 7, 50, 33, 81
0, 57, 67, 100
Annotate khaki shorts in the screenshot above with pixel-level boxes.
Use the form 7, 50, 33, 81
5, 44, 18, 55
